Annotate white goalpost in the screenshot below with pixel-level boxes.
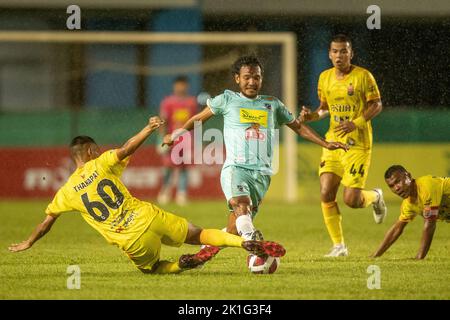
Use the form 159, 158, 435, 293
0, 31, 298, 202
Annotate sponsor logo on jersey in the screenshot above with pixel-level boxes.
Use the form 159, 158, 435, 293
347, 83, 354, 96
110, 210, 138, 232
264, 103, 272, 110
245, 124, 266, 141
330, 104, 355, 113
110, 209, 129, 230
240, 108, 268, 127
333, 115, 350, 123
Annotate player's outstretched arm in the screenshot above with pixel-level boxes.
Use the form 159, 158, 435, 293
287, 120, 348, 151
415, 219, 437, 260
371, 220, 408, 258
116, 116, 165, 161
8, 215, 58, 252
162, 107, 214, 147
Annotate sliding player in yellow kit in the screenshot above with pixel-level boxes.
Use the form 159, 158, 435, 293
372, 165, 450, 259
8, 116, 285, 274
300, 34, 387, 257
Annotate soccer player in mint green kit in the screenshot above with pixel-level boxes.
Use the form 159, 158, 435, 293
163, 55, 347, 241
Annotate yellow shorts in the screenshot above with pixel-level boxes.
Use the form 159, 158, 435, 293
318, 148, 372, 189
125, 206, 189, 271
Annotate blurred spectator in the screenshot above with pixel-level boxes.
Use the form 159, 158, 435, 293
157, 76, 198, 205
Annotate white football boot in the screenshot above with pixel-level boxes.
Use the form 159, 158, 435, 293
324, 244, 349, 257
372, 188, 387, 224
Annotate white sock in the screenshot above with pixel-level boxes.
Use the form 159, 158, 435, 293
235, 214, 255, 240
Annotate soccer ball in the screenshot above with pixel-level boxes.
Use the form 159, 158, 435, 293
247, 254, 280, 274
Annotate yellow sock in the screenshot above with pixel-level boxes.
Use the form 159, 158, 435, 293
361, 190, 378, 208
200, 229, 243, 248
152, 261, 182, 274
321, 201, 344, 245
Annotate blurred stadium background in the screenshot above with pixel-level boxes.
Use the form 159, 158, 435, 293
0, 0, 449, 204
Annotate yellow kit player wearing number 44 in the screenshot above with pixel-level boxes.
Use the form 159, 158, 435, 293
8, 116, 286, 274
299, 34, 387, 257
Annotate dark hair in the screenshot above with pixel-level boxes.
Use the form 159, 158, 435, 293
173, 75, 189, 84
384, 165, 408, 179
70, 135, 96, 147
231, 55, 264, 76
331, 34, 352, 48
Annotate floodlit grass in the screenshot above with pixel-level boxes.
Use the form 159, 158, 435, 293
1, 200, 449, 299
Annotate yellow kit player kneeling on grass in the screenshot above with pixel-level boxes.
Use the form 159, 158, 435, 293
8, 116, 285, 274
371, 165, 450, 260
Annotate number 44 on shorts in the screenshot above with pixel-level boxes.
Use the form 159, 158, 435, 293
350, 164, 365, 177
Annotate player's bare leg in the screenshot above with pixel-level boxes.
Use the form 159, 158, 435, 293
343, 187, 387, 223
320, 173, 348, 257
229, 195, 263, 241
226, 212, 238, 235
343, 187, 365, 208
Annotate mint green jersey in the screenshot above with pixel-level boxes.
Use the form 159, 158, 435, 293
207, 90, 295, 175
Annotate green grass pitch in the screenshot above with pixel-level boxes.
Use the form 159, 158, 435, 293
1, 200, 449, 299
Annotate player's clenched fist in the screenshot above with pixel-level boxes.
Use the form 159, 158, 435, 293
148, 116, 165, 131
298, 106, 313, 122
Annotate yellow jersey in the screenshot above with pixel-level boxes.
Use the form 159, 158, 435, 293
46, 150, 157, 250
399, 175, 450, 222
318, 65, 381, 150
